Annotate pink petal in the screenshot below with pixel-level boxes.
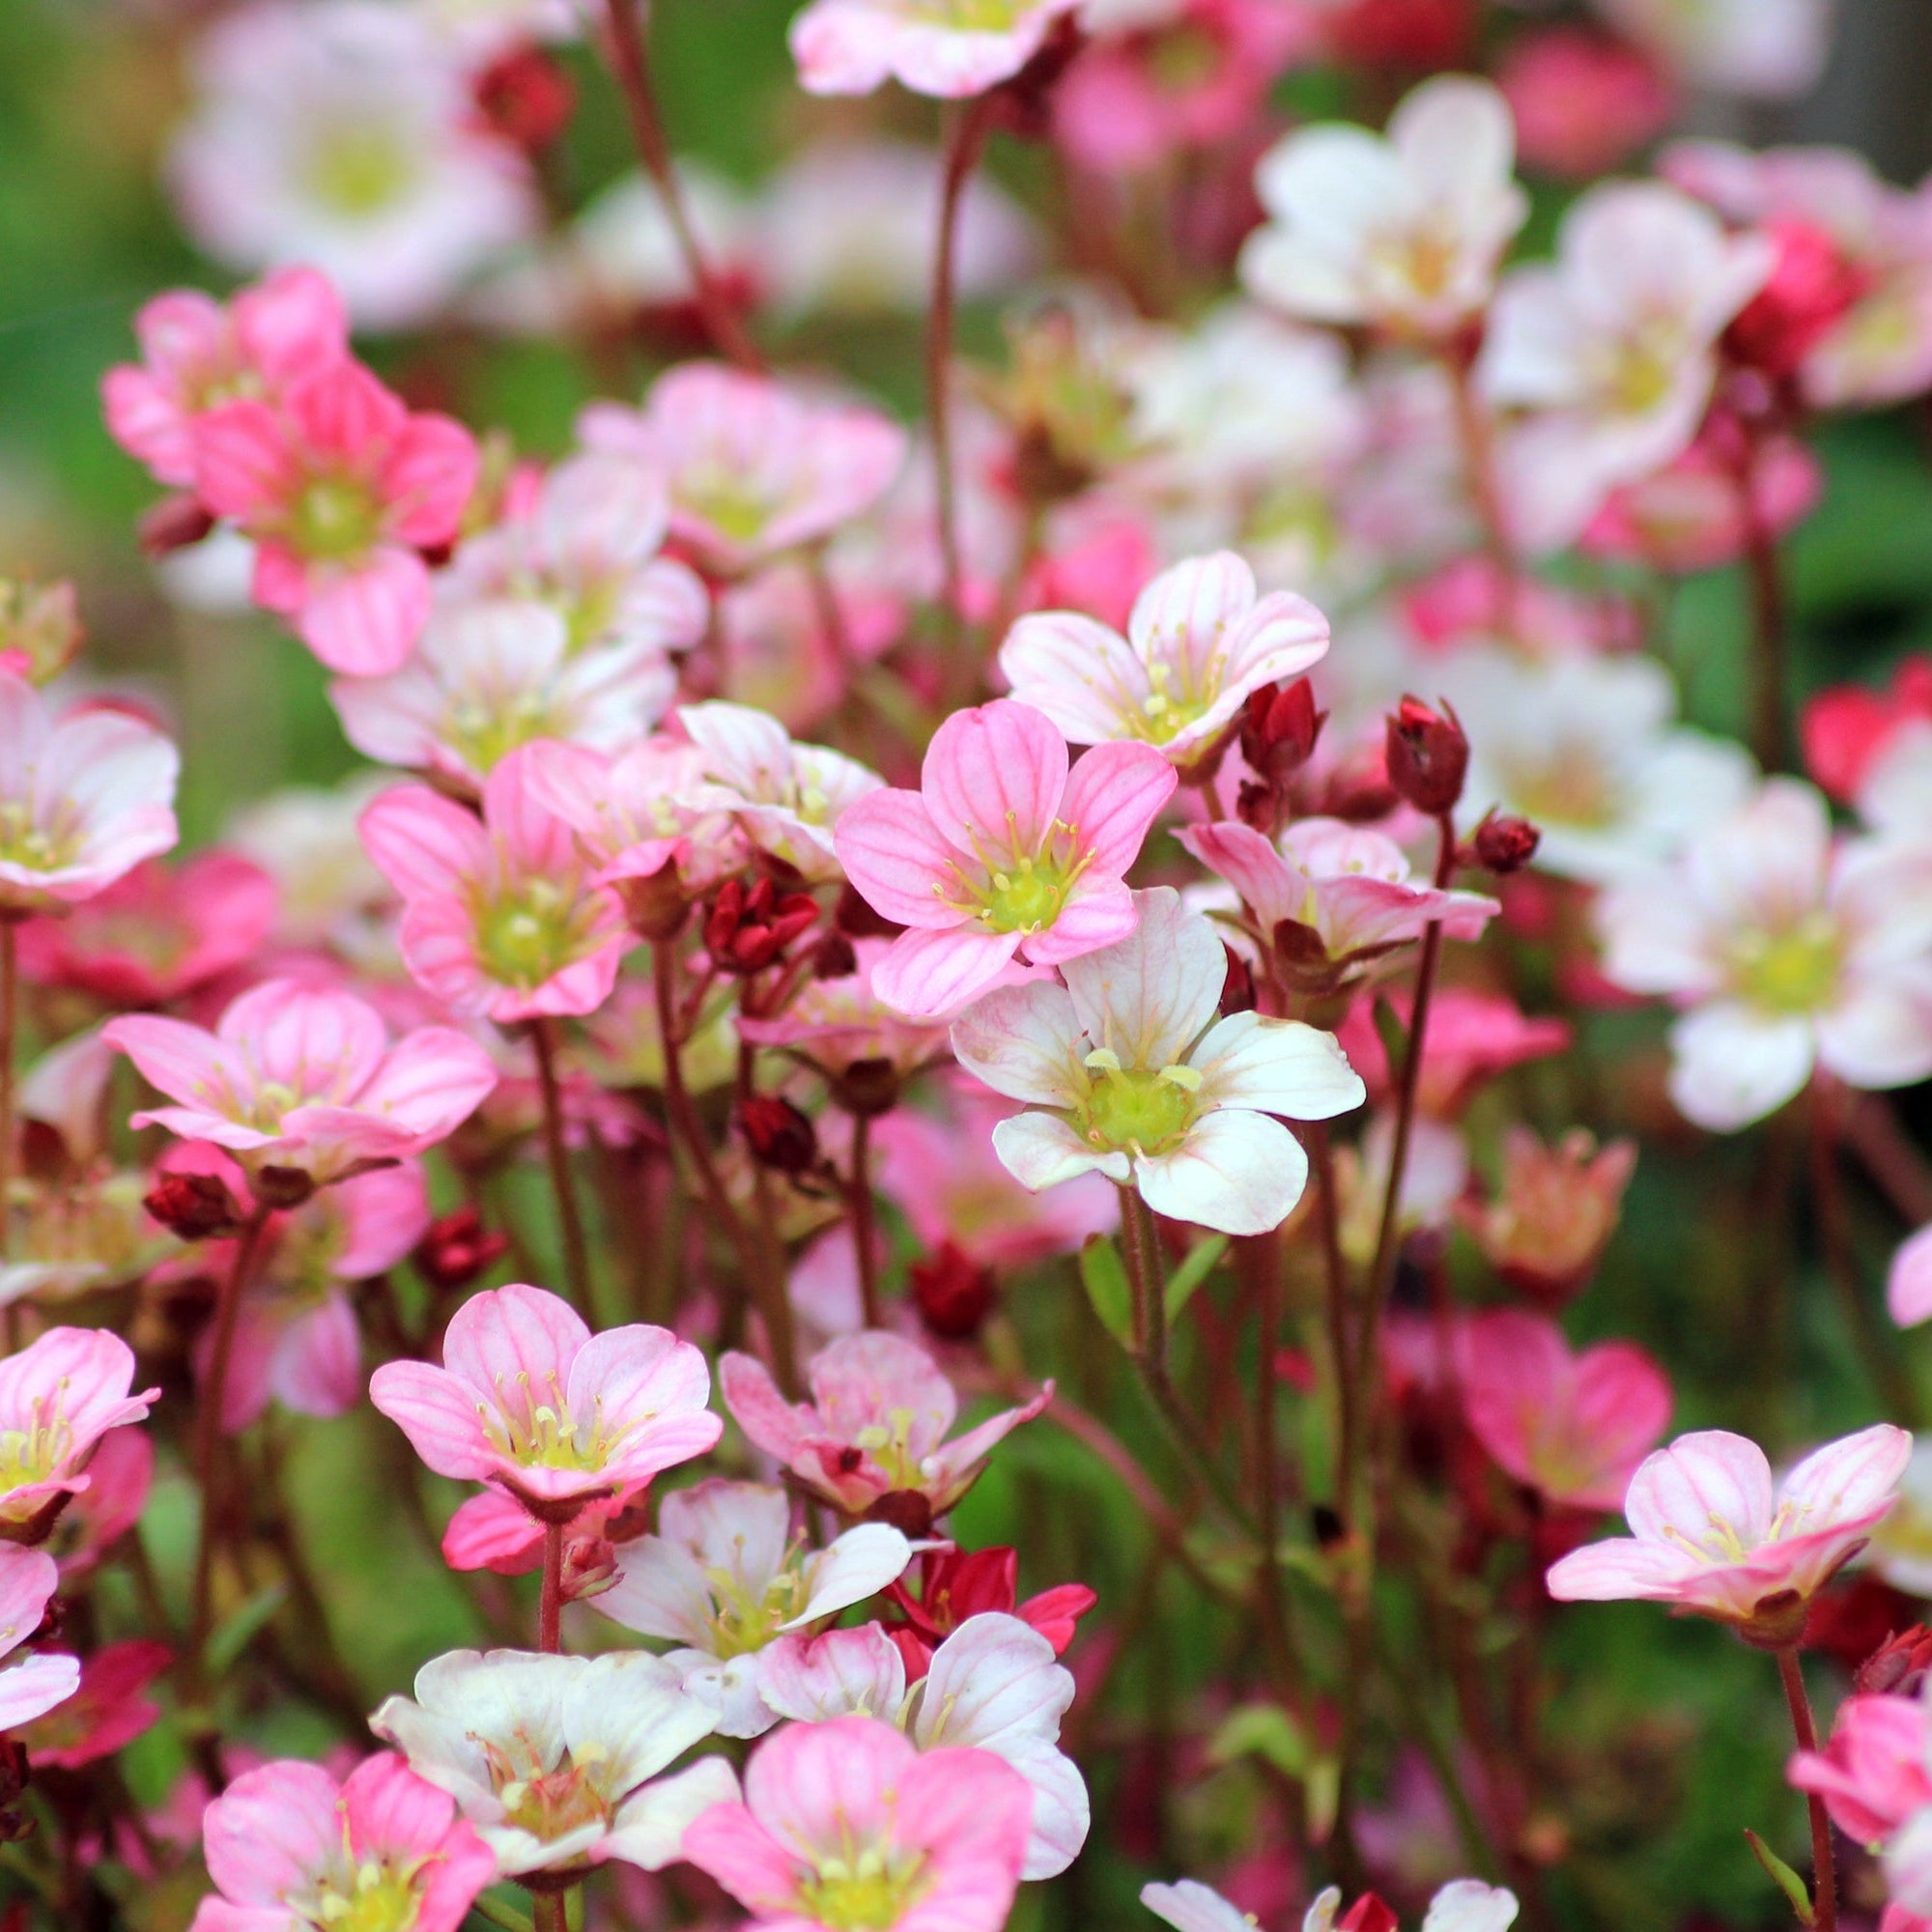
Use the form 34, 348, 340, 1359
297, 549, 431, 676
719, 1350, 818, 1465
1890, 1223, 1932, 1328
368, 1362, 500, 1482
872, 925, 1024, 1018
441, 1282, 590, 1397
358, 784, 492, 904
202, 1759, 342, 1907
282, 359, 407, 463
833, 789, 967, 930
380, 413, 478, 547
1623, 1430, 1775, 1548
100, 1013, 225, 1110
921, 700, 1068, 865
191, 399, 297, 522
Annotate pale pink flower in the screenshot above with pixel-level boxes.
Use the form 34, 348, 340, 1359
167, 0, 534, 331
719, 1330, 1047, 1530
1240, 75, 1527, 339
1891, 1225, 1932, 1328
1143, 1875, 1519, 1932
596, 1479, 913, 1738
47, 1427, 153, 1581
1455, 1309, 1671, 1514
1479, 182, 1773, 553
17, 848, 277, 1008
1456, 1127, 1637, 1307
711, 560, 904, 734
330, 597, 677, 792
440, 451, 709, 660
193, 356, 477, 675
787, 0, 1080, 99
101, 267, 349, 490
18, 1637, 169, 1772
999, 553, 1328, 771
227, 774, 393, 953
0, 677, 180, 916
756, 1612, 1089, 1880
580, 363, 907, 576
0, 1548, 78, 1730
1595, 778, 1932, 1131
835, 699, 1177, 1017
105, 977, 497, 1187
1333, 990, 1570, 1121
1496, 27, 1673, 182
1178, 818, 1496, 980
1596, 0, 1832, 100
679, 701, 884, 887
952, 888, 1365, 1236
1545, 1423, 1912, 1639
738, 939, 952, 1092
371, 1648, 732, 1876
369, 1281, 721, 1517
440, 1478, 647, 1580
189, 1751, 496, 1932
0, 1327, 157, 1533
1789, 1693, 1932, 1847
358, 748, 632, 1020
683, 1716, 1033, 1932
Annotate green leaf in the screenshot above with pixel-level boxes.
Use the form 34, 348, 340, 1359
1079, 1234, 1132, 1347
1208, 1702, 1310, 1776
1164, 1235, 1229, 1322
205, 1582, 288, 1681
1743, 1829, 1815, 1927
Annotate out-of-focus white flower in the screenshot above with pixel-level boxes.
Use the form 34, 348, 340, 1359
1593, 0, 1833, 101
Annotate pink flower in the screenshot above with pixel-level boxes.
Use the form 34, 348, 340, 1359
1334, 991, 1570, 1120
0, 1548, 79, 1729
999, 553, 1329, 771
835, 699, 1178, 1017
1240, 75, 1527, 339
47, 1426, 152, 1580
1145, 1876, 1520, 1932
1892, 1225, 1932, 1328
358, 748, 632, 1020
101, 267, 349, 490
952, 888, 1365, 1236
1803, 658, 1932, 808
193, 356, 477, 674
1456, 1127, 1637, 1308
18, 1638, 170, 1771
105, 977, 497, 1187
720, 1330, 1047, 1531
0, 677, 180, 916
682, 1716, 1033, 1932
579, 363, 907, 575
738, 939, 952, 1093
1545, 1423, 1912, 1641
190, 1751, 497, 1932
1789, 1692, 1932, 1846
17, 848, 278, 1008
1455, 1310, 1671, 1514
0, 1327, 158, 1534
786, 0, 1080, 99
1496, 27, 1674, 182
369, 1281, 722, 1517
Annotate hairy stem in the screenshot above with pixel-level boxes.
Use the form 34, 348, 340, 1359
1777, 1647, 1837, 1932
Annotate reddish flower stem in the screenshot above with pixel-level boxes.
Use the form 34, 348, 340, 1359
1777, 1646, 1837, 1932
848, 1112, 881, 1330
0, 920, 15, 1272
1730, 419, 1791, 773
539, 1520, 565, 1654
531, 1017, 593, 1314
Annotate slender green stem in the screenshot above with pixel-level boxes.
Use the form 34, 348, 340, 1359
1777, 1647, 1836, 1932
530, 1018, 592, 1313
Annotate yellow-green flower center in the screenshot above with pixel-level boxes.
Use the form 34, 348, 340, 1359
304, 123, 416, 219
704, 1561, 811, 1661
1731, 914, 1842, 1016
0, 1391, 73, 1505
481, 1371, 621, 1473
0, 799, 81, 875
448, 690, 563, 778
905, 0, 1022, 32
798, 1847, 931, 1932
676, 471, 780, 548
473, 875, 599, 990
1078, 1051, 1201, 1158
305, 1862, 425, 1932
292, 475, 383, 565
492, 1746, 615, 1848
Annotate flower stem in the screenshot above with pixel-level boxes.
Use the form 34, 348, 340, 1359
0, 919, 17, 1269
539, 1520, 564, 1654
531, 1017, 593, 1314
189, 1205, 271, 1671
848, 1112, 881, 1330
1731, 421, 1790, 773
1776, 1647, 1837, 1932
600, 0, 760, 371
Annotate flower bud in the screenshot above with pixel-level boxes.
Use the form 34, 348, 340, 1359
831, 1054, 900, 1120
472, 43, 576, 153
911, 1240, 998, 1341
738, 1094, 818, 1175
143, 1170, 242, 1241
1337, 1897, 1399, 1932
414, 1208, 508, 1293
0, 581, 81, 686
704, 877, 819, 977
1470, 809, 1541, 875
1239, 676, 1324, 784
1385, 696, 1468, 814
613, 864, 691, 943
1458, 1127, 1635, 1306
135, 494, 217, 559
810, 930, 859, 980
1218, 944, 1256, 1016
1725, 217, 1870, 382
1855, 1622, 1932, 1697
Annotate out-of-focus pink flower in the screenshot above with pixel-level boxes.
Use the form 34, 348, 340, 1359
17, 849, 277, 1009
1479, 183, 1772, 554
371, 1647, 732, 1876
190, 1750, 497, 1932
739, 939, 952, 1099
836, 699, 1177, 1017
440, 451, 708, 660
952, 888, 1364, 1236
370, 1281, 721, 1517
330, 597, 677, 792
1455, 1309, 1671, 1514
1000, 553, 1328, 772
193, 356, 477, 675
18, 1638, 169, 1771
720, 1330, 1047, 1532
359, 748, 631, 1020
787, 0, 1079, 99
1789, 1692, 1932, 1846
683, 1715, 1033, 1931
580, 363, 906, 576
1496, 27, 1674, 181
1801, 657, 1932, 807
1597, 0, 1831, 101
46, 1426, 152, 1581
1889, 1224, 1932, 1328
1546, 1423, 1912, 1641
0, 677, 180, 917
1145, 1875, 1520, 1932
1457, 1127, 1637, 1307
0, 1328, 157, 1534
105, 977, 497, 1187
1595, 778, 1932, 1131
102, 268, 350, 490
0, 1548, 75, 1733
1334, 990, 1569, 1119
1241, 75, 1527, 340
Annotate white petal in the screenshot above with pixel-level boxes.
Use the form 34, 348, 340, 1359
1134, 1111, 1308, 1236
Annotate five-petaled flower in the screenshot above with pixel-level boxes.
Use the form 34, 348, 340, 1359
0, 1327, 157, 1536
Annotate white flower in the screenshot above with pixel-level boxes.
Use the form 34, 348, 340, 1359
1596, 778, 1932, 1131
1143, 1874, 1518, 1932
1594, 0, 1832, 100
1864, 1436, 1932, 1595
1241, 75, 1527, 339
595, 1480, 912, 1739
370, 1648, 733, 1876
952, 888, 1366, 1236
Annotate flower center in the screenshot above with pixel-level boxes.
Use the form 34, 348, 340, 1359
0, 1391, 73, 1500
849, 1406, 925, 1490
481, 1370, 618, 1472
936, 815, 1097, 936
704, 1560, 810, 1660
1596, 319, 1684, 417
448, 690, 563, 778
1500, 747, 1619, 830
904, 0, 1022, 30
1730, 914, 1842, 1016
473, 875, 597, 990
292, 475, 383, 564
676, 470, 780, 548
1127, 658, 1212, 751
798, 1847, 931, 1932
1079, 1052, 1200, 1158
0, 799, 81, 875
304, 1862, 425, 1932
493, 1748, 615, 1847
304, 122, 417, 218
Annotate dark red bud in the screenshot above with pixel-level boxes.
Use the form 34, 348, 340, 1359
143, 1170, 242, 1240
1338, 1895, 1400, 1932
705, 877, 818, 976
471, 43, 576, 153
910, 1240, 998, 1341
832, 1055, 900, 1120
1385, 695, 1468, 815
1239, 676, 1325, 783
614, 864, 691, 943
811, 930, 859, 980
414, 1207, 509, 1293
250, 1165, 317, 1210
1470, 810, 1541, 875
1218, 944, 1257, 1016
739, 1094, 818, 1175
1855, 1623, 1932, 1696
836, 881, 901, 940
136, 494, 217, 558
